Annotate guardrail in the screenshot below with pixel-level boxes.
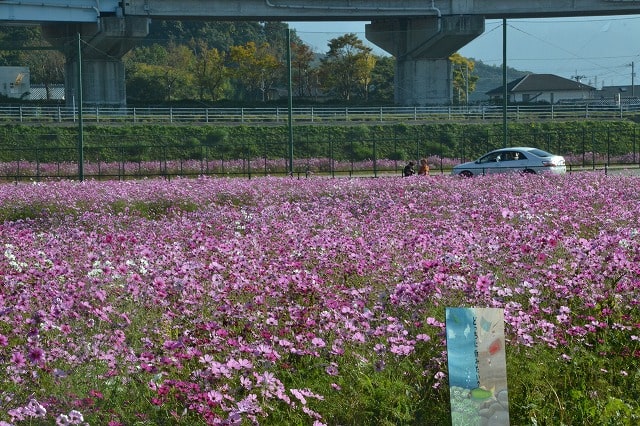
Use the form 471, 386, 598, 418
1, 103, 640, 124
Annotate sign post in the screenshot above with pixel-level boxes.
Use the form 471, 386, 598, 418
446, 307, 510, 425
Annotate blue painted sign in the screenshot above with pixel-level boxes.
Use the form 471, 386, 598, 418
446, 307, 510, 425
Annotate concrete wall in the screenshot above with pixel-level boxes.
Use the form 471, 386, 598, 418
516, 90, 594, 104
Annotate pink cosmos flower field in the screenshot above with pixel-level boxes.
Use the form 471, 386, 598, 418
0, 173, 639, 425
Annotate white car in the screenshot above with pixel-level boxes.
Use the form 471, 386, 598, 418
451, 147, 566, 177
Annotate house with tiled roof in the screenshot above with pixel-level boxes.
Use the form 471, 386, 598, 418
486, 74, 596, 104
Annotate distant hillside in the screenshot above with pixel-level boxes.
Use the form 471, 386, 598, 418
468, 59, 529, 103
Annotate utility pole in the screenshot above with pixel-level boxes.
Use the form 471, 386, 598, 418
572, 73, 586, 83
502, 18, 507, 148
76, 33, 84, 182
286, 27, 293, 176
632, 61, 635, 97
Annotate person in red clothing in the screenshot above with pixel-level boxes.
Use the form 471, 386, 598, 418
417, 158, 430, 176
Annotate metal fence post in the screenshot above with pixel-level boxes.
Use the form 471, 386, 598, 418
607, 127, 611, 165
592, 130, 596, 170
373, 139, 378, 178
634, 127, 637, 165
582, 128, 586, 167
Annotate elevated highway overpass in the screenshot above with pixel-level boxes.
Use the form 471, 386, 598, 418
3, 0, 640, 106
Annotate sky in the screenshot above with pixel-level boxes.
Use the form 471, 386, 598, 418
289, 15, 640, 88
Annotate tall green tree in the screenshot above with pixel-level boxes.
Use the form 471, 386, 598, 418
190, 40, 229, 102
369, 55, 395, 103
450, 53, 478, 105
291, 41, 316, 98
319, 33, 375, 101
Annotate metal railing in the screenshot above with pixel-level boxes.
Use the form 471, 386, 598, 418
2, 103, 640, 124
1, 139, 638, 182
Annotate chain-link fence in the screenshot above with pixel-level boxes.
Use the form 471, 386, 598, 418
0, 126, 638, 181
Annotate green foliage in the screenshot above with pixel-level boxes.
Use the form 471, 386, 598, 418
319, 33, 375, 101
450, 53, 479, 105
203, 129, 228, 147
508, 344, 640, 425
370, 56, 395, 103
229, 41, 283, 101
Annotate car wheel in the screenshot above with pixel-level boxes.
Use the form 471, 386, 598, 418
522, 169, 536, 175
459, 170, 473, 178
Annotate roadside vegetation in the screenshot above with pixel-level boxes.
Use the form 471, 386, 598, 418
0, 120, 639, 167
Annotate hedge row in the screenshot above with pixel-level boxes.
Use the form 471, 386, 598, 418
1, 120, 638, 163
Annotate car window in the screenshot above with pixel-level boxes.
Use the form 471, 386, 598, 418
479, 152, 501, 163
510, 151, 527, 161
503, 151, 523, 161
529, 149, 553, 157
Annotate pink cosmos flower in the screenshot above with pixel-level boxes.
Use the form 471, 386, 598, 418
351, 332, 365, 343
325, 363, 339, 376
56, 414, 72, 426
27, 347, 45, 364
416, 334, 431, 342
311, 337, 326, 348
68, 410, 84, 424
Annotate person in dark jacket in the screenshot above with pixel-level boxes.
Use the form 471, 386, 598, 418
403, 161, 415, 177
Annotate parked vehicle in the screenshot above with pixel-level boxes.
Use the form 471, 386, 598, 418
452, 147, 566, 177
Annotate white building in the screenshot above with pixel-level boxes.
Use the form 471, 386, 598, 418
486, 74, 596, 104
0, 66, 30, 99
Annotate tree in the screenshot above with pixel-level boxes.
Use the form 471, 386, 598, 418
125, 44, 169, 66
291, 42, 316, 97
229, 41, 282, 101
125, 63, 171, 103
0, 27, 64, 100
124, 42, 197, 103
319, 33, 375, 101
450, 53, 479, 105
369, 55, 395, 103
190, 40, 229, 102
147, 21, 266, 52
21, 49, 65, 100
0, 26, 42, 66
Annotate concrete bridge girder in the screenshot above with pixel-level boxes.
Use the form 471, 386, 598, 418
42, 16, 149, 107
6, 1, 640, 107
366, 16, 485, 105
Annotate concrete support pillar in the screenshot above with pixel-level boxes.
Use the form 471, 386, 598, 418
65, 59, 126, 107
395, 59, 451, 106
366, 16, 484, 106
42, 16, 149, 107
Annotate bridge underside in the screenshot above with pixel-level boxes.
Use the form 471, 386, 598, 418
5, 0, 640, 23
5, 0, 640, 106
42, 17, 149, 107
